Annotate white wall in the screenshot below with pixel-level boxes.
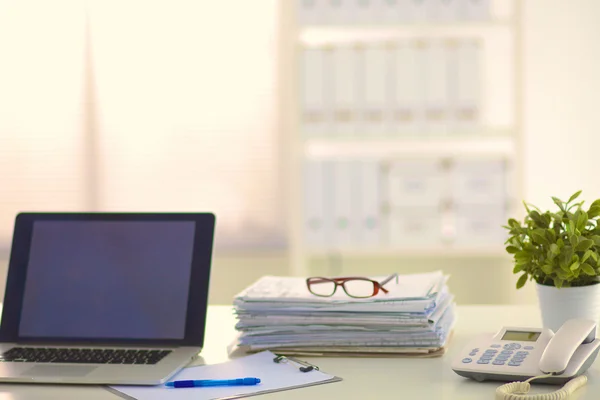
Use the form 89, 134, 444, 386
523, 0, 600, 208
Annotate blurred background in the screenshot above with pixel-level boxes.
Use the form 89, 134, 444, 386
1, 0, 599, 306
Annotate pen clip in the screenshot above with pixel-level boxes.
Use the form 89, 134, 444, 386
273, 355, 319, 373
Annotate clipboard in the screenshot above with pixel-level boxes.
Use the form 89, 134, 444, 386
109, 351, 342, 400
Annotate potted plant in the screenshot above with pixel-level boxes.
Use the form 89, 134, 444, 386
504, 190, 600, 332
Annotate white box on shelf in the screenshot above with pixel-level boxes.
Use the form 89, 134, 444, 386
332, 44, 360, 136
450, 39, 481, 133
450, 159, 507, 205
457, 0, 490, 21
303, 160, 333, 248
423, 40, 451, 135
453, 204, 507, 247
393, 40, 425, 136
300, 47, 331, 137
427, 0, 458, 21
388, 206, 444, 248
331, 159, 360, 247
356, 159, 383, 246
387, 159, 446, 207
361, 43, 392, 136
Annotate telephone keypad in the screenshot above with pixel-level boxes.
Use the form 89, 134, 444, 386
475, 346, 530, 366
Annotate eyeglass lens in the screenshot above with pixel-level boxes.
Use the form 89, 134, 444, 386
309, 278, 377, 298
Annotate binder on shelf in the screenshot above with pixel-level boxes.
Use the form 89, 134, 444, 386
393, 40, 425, 135
357, 159, 382, 246
297, 0, 326, 26
427, 0, 458, 21
332, 44, 360, 136
352, 0, 373, 25
451, 39, 481, 133
423, 40, 451, 135
303, 160, 332, 248
300, 47, 331, 137
325, 0, 350, 25
406, 0, 429, 22
458, 0, 490, 21
375, 0, 403, 24
362, 43, 391, 136
331, 159, 358, 246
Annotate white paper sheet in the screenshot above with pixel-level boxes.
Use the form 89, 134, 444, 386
110, 351, 340, 400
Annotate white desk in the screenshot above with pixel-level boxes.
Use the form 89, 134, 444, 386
0, 305, 597, 399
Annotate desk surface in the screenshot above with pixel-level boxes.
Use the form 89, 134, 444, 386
0, 305, 597, 400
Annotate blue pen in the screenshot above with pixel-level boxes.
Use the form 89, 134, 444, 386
165, 377, 261, 388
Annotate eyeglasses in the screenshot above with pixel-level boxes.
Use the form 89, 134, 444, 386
306, 273, 399, 299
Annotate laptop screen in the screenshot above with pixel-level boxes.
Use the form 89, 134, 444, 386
17, 220, 195, 341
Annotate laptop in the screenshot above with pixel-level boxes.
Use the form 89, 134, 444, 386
0, 212, 215, 385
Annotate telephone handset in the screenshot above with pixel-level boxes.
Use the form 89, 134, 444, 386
539, 319, 597, 375
451, 318, 600, 399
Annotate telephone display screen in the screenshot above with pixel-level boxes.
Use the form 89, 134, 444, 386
501, 331, 541, 342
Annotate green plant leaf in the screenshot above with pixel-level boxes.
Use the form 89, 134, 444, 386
569, 190, 583, 203
577, 211, 588, 231
582, 263, 596, 276
506, 246, 519, 254
569, 234, 578, 247
589, 206, 600, 219
513, 264, 523, 273
554, 277, 564, 288
556, 269, 570, 280
541, 264, 553, 274
532, 229, 549, 245
576, 239, 594, 252
582, 250, 594, 263
550, 243, 560, 255
592, 236, 600, 246
570, 261, 580, 271
516, 273, 528, 289
552, 197, 566, 211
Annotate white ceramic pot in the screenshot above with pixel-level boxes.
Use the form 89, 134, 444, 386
536, 282, 600, 333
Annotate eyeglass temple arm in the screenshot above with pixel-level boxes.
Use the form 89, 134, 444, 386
379, 273, 399, 287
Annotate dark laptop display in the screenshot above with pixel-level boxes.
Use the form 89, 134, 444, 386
20, 220, 195, 340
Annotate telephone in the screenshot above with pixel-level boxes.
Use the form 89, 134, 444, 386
451, 318, 600, 399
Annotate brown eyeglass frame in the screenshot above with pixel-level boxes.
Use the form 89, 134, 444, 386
306, 273, 399, 298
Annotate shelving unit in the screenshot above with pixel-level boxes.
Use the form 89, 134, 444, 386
282, 1, 522, 276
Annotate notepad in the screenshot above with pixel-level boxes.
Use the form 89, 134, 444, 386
109, 351, 341, 400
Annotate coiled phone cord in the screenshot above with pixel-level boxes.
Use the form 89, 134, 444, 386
496, 374, 588, 400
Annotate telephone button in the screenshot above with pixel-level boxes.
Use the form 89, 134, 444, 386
495, 356, 510, 362
471, 348, 480, 352
462, 358, 473, 363
491, 344, 501, 348
508, 361, 522, 367
477, 360, 490, 364
469, 352, 478, 357
500, 350, 514, 355
512, 344, 522, 349
493, 360, 506, 365
484, 349, 498, 354
524, 346, 534, 350
516, 351, 529, 356
480, 355, 493, 361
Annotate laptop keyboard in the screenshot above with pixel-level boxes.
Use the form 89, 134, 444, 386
0, 347, 172, 364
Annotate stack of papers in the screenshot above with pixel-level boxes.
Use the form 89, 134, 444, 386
231, 271, 456, 357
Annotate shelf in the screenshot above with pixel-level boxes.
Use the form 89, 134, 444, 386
299, 19, 515, 45
306, 247, 508, 258
303, 135, 516, 159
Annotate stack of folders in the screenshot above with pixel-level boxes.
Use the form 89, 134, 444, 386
232, 270, 455, 357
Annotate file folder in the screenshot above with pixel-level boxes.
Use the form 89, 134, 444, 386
332, 45, 360, 136
459, 0, 490, 20
452, 39, 481, 133
300, 47, 331, 137
362, 43, 391, 136
331, 160, 358, 247
393, 40, 424, 135
303, 160, 332, 248
357, 159, 382, 246
423, 40, 450, 135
